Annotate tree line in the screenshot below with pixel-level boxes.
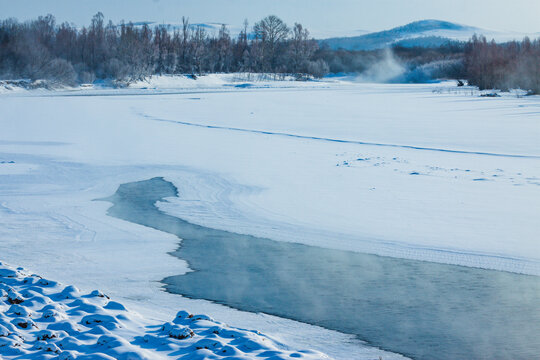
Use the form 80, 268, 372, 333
0, 13, 327, 85
465, 35, 540, 94
1, 12, 540, 94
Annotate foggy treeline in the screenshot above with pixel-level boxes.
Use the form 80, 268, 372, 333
465, 35, 540, 94
1, 12, 540, 94
0, 13, 327, 85
317, 43, 466, 82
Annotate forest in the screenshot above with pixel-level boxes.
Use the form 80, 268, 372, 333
465, 34, 540, 94
0, 12, 539, 93
0, 13, 326, 84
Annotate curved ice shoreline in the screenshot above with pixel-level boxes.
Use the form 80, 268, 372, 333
158, 173, 540, 276
0, 261, 330, 360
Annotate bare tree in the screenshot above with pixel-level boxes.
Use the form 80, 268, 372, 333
191, 25, 207, 75
288, 23, 318, 75
216, 24, 232, 72
88, 12, 105, 72
253, 15, 289, 71
178, 16, 191, 73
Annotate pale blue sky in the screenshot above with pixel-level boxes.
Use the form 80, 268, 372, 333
2, 0, 539, 37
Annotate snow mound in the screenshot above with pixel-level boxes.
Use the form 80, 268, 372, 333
0, 261, 330, 359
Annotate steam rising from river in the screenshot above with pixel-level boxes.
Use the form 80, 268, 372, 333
102, 177, 540, 360
355, 48, 406, 83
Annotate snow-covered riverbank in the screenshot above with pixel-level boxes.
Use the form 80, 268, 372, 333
0, 261, 332, 359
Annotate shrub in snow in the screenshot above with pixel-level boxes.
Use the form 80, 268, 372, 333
35, 329, 62, 341
78, 71, 96, 85
36, 59, 78, 86
57, 350, 77, 360
90, 290, 109, 299
192, 338, 225, 350
173, 310, 192, 323
0, 324, 11, 337
11, 317, 36, 330
96, 334, 130, 349
32, 341, 60, 353
173, 310, 213, 324
58, 285, 79, 299
37, 278, 58, 287
81, 314, 119, 330
6, 305, 32, 317
39, 308, 67, 322
0, 270, 18, 278
6, 289, 24, 305
167, 325, 194, 340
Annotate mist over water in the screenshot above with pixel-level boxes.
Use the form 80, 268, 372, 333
356, 49, 406, 83
103, 177, 540, 360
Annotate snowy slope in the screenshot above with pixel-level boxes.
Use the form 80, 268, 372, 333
320, 19, 537, 50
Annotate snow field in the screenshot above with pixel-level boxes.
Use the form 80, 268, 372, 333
1, 75, 538, 358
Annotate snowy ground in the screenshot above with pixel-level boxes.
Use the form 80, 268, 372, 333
0, 75, 539, 358
0, 261, 330, 359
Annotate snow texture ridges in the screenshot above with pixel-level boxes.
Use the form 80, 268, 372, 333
0, 261, 330, 360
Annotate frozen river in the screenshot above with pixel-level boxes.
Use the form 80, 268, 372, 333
2, 78, 539, 359
103, 176, 540, 360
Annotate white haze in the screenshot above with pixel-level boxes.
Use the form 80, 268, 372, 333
355, 49, 406, 83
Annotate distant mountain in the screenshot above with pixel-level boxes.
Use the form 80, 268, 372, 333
123, 19, 537, 49
319, 20, 533, 50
